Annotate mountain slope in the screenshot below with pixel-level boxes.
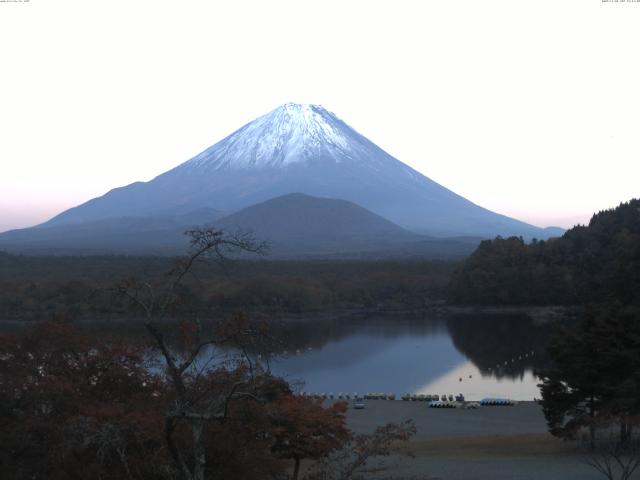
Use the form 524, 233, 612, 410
0, 208, 224, 254
36, 103, 561, 239
0, 193, 479, 258
215, 193, 420, 255
0, 194, 480, 259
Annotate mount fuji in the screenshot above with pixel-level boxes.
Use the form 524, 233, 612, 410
0, 103, 563, 255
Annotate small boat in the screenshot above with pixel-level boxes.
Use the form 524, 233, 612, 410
480, 397, 516, 406
429, 400, 457, 409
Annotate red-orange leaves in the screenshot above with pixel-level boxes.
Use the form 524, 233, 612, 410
268, 396, 351, 479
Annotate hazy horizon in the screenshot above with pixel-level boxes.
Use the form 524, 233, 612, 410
2, 1, 639, 232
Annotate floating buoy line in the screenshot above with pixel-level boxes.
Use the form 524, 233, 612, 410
295, 391, 518, 407
278, 346, 541, 406
484, 349, 539, 374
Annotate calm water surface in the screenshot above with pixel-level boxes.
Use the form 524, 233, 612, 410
237, 315, 552, 401
2, 314, 552, 401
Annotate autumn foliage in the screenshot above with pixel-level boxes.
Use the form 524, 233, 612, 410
0, 321, 358, 480
0, 321, 165, 479
2, 229, 417, 479
269, 396, 350, 479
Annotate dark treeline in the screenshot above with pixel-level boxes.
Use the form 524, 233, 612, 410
445, 315, 553, 378
538, 303, 640, 450
449, 199, 640, 306
0, 254, 455, 321
446, 199, 640, 452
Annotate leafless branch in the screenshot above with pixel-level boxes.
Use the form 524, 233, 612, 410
111, 225, 268, 480
583, 432, 640, 480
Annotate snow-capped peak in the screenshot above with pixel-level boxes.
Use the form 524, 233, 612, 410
183, 103, 373, 171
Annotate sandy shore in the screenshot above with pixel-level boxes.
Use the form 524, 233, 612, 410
339, 400, 606, 480
344, 400, 549, 440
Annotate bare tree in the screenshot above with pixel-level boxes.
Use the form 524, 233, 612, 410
116, 227, 268, 480
582, 427, 640, 480
305, 421, 416, 480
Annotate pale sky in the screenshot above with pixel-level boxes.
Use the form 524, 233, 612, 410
1, 0, 639, 233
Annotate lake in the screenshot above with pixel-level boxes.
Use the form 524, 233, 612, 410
1, 313, 553, 401
221, 314, 553, 401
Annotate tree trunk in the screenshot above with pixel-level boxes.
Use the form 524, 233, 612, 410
192, 419, 206, 480
292, 456, 301, 480
620, 421, 631, 447
165, 416, 193, 480
589, 397, 596, 450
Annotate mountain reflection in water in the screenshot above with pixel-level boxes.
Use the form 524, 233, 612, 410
256, 314, 553, 401
14, 313, 554, 401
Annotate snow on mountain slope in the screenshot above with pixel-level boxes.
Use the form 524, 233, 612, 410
28, 103, 562, 239
187, 104, 353, 169
178, 103, 422, 185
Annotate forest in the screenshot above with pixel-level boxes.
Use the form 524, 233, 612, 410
0, 254, 454, 322
448, 199, 640, 307
447, 199, 640, 464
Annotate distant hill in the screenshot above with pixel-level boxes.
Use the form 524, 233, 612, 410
31, 103, 562, 240
215, 193, 420, 255
215, 193, 482, 258
448, 199, 640, 305
0, 208, 224, 255
0, 193, 480, 258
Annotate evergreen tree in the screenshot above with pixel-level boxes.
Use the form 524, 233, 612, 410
538, 304, 640, 446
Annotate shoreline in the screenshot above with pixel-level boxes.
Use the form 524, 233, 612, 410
340, 399, 600, 480
0, 303, 578, 326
